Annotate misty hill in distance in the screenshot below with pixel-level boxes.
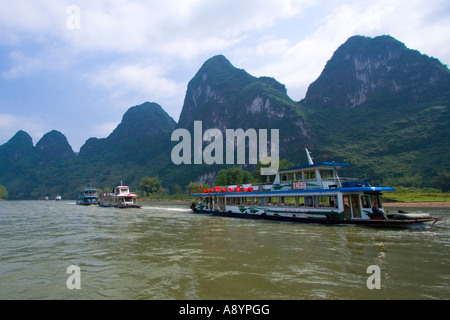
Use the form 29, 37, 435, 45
0, 35, 449, 199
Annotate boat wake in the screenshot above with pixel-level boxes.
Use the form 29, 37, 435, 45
142, 206, 190, 213
405, 222, 431, 230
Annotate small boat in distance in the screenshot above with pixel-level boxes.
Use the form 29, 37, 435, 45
55, 195, 62, 201
99, 182, 140, 208
190, 149, 441, 228
76, 184, 99, 205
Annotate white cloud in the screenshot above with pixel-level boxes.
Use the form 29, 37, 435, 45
84, 62, 186, 102
1, 51, 44, 80
0, 1, 62, 33
57, 0, 312, 59
0, 113, 47, 145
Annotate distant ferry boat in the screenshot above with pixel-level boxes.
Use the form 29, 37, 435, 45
76, 185, 99, 205
99, 183, 140, 208
190, 149, 440, 228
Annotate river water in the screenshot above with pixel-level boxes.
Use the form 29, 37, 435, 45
0, 200, 449, 300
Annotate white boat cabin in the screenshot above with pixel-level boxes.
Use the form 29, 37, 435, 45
274, 162, 349, 190
114, 185, 132, 195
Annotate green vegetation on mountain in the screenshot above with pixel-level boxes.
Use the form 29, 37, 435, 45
302, 36, 450, 188
0, 184, 8, 200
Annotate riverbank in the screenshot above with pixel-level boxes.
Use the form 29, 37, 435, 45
384, 202, 450, 208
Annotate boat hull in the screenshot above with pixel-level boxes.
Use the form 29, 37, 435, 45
99, 202, 141, 208
191, 208, 439, 228
76, 199, 98, 205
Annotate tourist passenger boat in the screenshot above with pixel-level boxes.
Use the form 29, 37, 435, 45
99, 183, 140, 208
76, 184, 99, 205
190, 150, 440, 228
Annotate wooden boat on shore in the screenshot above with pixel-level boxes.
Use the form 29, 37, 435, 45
99, 183, 140, 208
190, 149, 440, 228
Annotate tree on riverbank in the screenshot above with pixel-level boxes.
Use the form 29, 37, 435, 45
139, 176, 162, 196
433, 172, 450, 192
215, 167, 252, 186
0, 184, 8, 200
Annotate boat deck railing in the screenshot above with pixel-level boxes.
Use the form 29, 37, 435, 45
190, 177, 370, 195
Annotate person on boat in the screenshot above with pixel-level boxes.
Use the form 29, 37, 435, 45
371, 204, 385, 219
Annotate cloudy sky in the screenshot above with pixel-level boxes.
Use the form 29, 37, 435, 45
1, 0, 449, 151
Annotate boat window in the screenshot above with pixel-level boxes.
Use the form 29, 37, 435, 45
229, 197, 237, 206
371, 195, 383, 208
284, 197, 296, 206
343, 195, 351, 219
273, 197, 280, 206
298, 196, 315, 207
351, 194, 361, 218
304, 170, 316, 180
254, 197, 261, 206
320, 170, 334, 179
361, 195, 371, 208
266, 197, 280, 206
281, 173, 295, 182
318, 196, 338, 208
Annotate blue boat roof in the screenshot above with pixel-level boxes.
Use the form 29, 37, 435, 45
279, 162, 348, 172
